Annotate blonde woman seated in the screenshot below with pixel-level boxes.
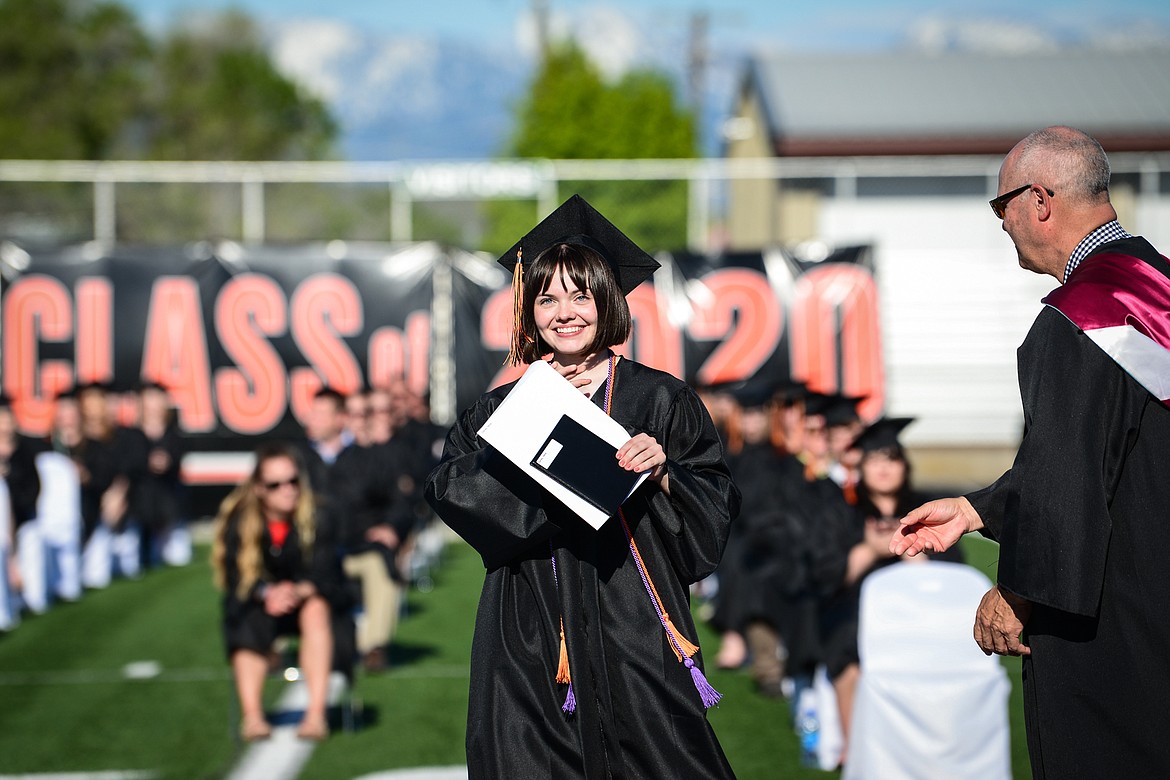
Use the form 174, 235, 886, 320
212, 443, 343, 742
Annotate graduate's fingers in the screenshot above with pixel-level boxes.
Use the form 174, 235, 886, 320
616, 434, 664, 471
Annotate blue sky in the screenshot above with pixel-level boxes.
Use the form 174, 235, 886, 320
124, 0, 1170, 51
117, 1, 1170, 159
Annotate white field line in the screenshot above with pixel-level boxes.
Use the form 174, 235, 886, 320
0, 773, 158, 779
225, 672, 347, 780
0, 665, 469, 686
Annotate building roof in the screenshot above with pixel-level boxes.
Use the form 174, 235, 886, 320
742, 47, 1170, 156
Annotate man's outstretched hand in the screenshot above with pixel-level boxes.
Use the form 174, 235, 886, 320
889, 496, 984, 557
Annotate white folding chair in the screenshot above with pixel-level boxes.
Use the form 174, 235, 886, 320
0, 478, 18, 631
843, 560, 1012, 780
35, 451, 83, 602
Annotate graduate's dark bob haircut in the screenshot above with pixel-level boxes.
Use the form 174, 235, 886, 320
516, 242, 633, 364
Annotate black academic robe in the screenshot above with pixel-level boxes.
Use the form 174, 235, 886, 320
710, 441, 792, 634
966, 237, 1170, 778
426, 359, 740, 780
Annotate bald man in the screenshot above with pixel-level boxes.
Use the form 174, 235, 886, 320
892, 126, 1170, 777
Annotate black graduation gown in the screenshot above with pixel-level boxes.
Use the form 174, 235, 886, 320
966, 243, 1170, 778
710, 441, 792, 634
426, 359, 740, 780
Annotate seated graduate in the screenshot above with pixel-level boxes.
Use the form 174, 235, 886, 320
425, 195, 741, 779
821, 417, 963, 755
211, 442, 346, 742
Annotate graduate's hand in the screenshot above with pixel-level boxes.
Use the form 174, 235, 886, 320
617, 433, 669, 494
264, 581, 300, 616
549, 360, 592, 391
890, 496, 983, 557
974, 585, 1032, 656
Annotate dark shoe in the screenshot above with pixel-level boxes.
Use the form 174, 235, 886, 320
756, 679, 786, 699
362, 647, 388, 673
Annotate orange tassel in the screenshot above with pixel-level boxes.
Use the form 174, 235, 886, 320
556, 621, 571, 684
663, 612, 700, 661
505, 248, 525, 366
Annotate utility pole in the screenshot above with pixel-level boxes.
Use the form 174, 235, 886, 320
687, 11, 711, 152
534, 0, 550, 60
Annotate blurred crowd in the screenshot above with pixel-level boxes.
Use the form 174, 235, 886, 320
694, 378, 961, 767
0, 382, 192, 629
2, 369, 955, 755
0, 379, 447, 743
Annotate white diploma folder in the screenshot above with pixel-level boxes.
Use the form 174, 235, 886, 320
476, 359, 650, 529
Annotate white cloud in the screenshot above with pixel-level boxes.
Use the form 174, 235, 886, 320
907, 16, 1061, 54
270, 18, 360, 102
514, 3, 646, 80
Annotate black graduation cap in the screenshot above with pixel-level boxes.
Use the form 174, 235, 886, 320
774, 379, 810, 405
496, 194, 660, 297
852, 416, 915, 453
804, 393, 865, 427
497, 194, 661, 365
726, 379, 779, 410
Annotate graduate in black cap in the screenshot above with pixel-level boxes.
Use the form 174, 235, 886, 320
426, 195, 740, 779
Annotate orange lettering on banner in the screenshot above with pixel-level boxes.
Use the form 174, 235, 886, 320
689, 268, 784, 385
289, 274, 363, 425
141, 277, 215, 432
483, 288, 525, 389
2, 276, 73, 435
622, 285, 683, 378
214, 274, 289, 435
75, 277, 113, 385
368, 326, 405, 389
789, 264, 884, 419
369, 311, 431, 395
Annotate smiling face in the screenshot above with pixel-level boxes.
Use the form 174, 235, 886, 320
860, 448, 907, 497
533, 266, 601, 365
255, 454, 302, 518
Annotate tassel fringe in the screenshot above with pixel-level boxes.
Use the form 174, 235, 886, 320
664, 613, 700, 661
685, 657, 723, 709
561, 682, 577, 714
505, 249, 525, 366
556, 623, 571, 684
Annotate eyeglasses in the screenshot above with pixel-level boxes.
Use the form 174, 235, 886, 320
989, 184, 1055, 219
262, 476, 300, 491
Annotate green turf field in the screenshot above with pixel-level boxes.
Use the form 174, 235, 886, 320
0, 534, 1029, 779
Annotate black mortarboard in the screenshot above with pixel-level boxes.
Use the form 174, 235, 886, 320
804, 393, 865, 427
774, 379, 810, 405
852, 416, 915, 453
497, 194, 660, 296
497, 195, 660, 365
726, 379, 779, 410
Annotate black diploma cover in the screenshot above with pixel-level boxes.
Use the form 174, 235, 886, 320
531, 414, 643, 516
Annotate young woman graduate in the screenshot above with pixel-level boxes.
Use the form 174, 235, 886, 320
425, 195, 741, 779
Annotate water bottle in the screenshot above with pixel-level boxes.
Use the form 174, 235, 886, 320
796, 689, 820, 768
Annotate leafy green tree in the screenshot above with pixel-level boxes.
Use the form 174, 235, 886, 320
486, 41, 697, 255
0, 1, 336, 162
0, 0, 151, 159
146, 11, 336, 161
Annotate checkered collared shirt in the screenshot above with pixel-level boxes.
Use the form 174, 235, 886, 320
1063, 220, 1133, 283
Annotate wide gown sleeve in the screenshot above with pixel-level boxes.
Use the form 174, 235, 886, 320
424, 394, 561, 571
966, 307, 1147, 616
641, 384, 740, 583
